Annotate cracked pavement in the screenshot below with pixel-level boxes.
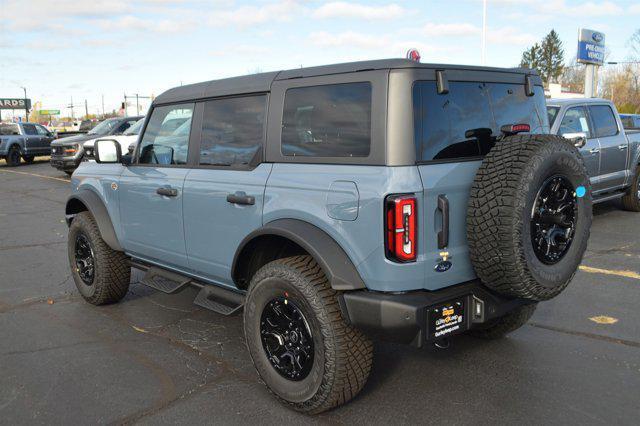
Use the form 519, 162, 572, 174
1, 160, 639, 424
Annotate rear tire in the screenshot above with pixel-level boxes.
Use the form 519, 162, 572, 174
68, 211, 130, 305
469, 304, 537, 340
621, 165, 640, 212
23, 155, 35, 164
467, 134, 592, 301
64, 170, 73, 176
5, 145, 21, 166
244, 255, 373, 414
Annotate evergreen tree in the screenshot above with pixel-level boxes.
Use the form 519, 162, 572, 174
519, 30, 565, 87
540, 30, 565, 85
520, 43, 542, 71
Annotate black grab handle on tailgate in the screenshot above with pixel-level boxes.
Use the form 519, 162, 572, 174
437, 194, 449, 249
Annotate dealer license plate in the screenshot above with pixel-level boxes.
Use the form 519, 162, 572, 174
428, 298, 466, 339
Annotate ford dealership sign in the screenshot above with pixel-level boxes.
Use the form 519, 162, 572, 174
577, 28, 605, 66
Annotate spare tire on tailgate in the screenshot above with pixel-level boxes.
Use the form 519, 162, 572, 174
467, 134, 592, 301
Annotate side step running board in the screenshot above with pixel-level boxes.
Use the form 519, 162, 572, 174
141, 267, 192, 294
132, 261, 244, 316
194, 286, 244, 316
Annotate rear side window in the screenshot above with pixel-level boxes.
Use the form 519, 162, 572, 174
281, 82, 371, 157
200, 95, 266, 167
558, 107, 591, 138
588, 105, 618, 137
22, 124, 38, 135
413, 81, 548, 161
138, 103, 194, 165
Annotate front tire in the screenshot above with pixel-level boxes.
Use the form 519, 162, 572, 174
68, 212, 130, 305
23, 155, 35, 164
244, 255, 373, 414
621, 165, 640, 212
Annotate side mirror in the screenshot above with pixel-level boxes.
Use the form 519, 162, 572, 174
562, 132, 587, 148
94, 139, 122, 164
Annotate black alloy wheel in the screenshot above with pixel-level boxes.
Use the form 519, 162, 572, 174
530, 175, 577, 265
260, 296, 314, 381
74, 232, 95, 285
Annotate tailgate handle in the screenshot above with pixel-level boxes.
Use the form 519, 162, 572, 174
437, 194, 449, 249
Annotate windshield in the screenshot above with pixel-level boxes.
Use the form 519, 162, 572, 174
88, 118, 119, 135
547, 106, 560, 127
0, 123, 20, 135
124, 118, 145, 136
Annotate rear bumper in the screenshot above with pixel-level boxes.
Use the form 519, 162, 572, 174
340, 280, 532, 347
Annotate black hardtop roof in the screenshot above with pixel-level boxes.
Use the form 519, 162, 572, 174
154, 58, 537, 105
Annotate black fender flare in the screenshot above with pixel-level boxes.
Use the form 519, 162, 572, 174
65, 190, 123, 252
232, 219, 366, 291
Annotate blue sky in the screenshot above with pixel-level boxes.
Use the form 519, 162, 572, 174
1, 0, 639, 117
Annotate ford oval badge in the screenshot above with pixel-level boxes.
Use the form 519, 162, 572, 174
592, 32, 603, 43
435, 261, 452, 273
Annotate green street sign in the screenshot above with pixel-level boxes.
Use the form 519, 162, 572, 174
39, 109, 60, 115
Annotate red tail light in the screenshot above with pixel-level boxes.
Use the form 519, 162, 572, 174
385, 194, 417, 262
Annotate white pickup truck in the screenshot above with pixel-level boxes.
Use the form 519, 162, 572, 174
548, 98, 640, 211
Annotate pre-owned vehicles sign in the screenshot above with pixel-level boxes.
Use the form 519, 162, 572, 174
0, 98, 32, 110
577, 28, 605, 65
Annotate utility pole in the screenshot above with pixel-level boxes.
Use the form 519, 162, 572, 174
481, 0, 487, 65
136, 94, 139, 115
68, 96, 75, 120
101, 94, 105, 117
20, 86, 28, 122
84, 99, 89, 118
123, 93, 151, 116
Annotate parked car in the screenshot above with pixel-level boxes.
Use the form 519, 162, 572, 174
83, 117, 146, 158
0, 122, 55, 166
620, 113, 640, 130
548, 98, 640, 211
50, 116, 143, 174
65, 59, 592, 413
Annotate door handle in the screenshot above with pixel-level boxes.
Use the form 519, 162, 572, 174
589, 148, 600, 154
227, 192, 255, 205
618, 144, 628, 150
156, 187, 178, 197
437, 194, 449, 249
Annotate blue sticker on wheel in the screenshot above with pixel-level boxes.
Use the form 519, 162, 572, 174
575, 186, 586, 198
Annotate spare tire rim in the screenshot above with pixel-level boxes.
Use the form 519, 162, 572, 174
260, 297, 314, 381
75, 233, 95, 285
530, 175, 577, 265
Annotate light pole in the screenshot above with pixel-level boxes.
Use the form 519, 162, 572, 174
20, 86, 28, 122
481, 0, 487, 65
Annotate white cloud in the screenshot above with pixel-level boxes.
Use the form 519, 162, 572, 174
422, 23, 480, 37
313, 2, 406, 20
487, 0, 622, 18
487, 27, 537, 45
209, 0, 301, 28
310, 31, 387, 50
97, 15, 191, 33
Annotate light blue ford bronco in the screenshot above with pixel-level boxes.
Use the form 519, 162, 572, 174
65, 59, 593, 413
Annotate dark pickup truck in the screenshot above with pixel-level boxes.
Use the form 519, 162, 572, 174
0, 122, 55, 166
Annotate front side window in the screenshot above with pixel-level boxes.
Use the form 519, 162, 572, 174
413, 81, 548, 162
36, 125, 49, 135
559, 107, 591, 138
200, 95, 266, 166
138, 103, 194, 165
588, 105, 618, 138
547, 106, 560, 127
282, 82, 371, 157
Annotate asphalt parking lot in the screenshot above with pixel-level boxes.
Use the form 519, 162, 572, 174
1, 159, 639, 425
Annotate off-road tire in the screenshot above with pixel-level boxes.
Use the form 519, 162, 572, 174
621, 165, 640, 212
5, 145, 21, 166
244, 255, 373, 414
467, 134, 592, 301
469, 304, 537, 339
68, 211, 130, 305
22, 155, 35, 164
